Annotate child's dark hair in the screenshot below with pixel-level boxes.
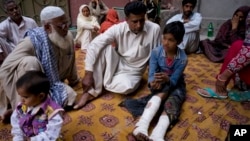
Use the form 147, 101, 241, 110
124, 1, 147, 17
16, 71, 50, 96
182, 0, 197, 8
163, 21, 185, 43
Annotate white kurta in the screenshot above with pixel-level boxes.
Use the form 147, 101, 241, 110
166, 12, 202, 54
85, 21, 161, 96
0, 16, 37, 61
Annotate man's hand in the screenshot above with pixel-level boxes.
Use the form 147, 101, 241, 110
82, 71, 94, 93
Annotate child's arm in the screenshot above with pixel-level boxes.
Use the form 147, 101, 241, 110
148, 48, 160, 89
11, 110, 25, 141
30, 113, 63, 141
169, 59, 188, 87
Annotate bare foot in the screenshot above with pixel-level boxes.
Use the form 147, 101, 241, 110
1, 109, 13, 124
73, 92, 95, 109
134, 132, 150, 141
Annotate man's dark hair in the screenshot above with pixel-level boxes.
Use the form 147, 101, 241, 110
16, 71, 50, 96
124, 1, 147, 17
163, 21, 185, 43
182, 0, 197, 8
2, 0, 16, 12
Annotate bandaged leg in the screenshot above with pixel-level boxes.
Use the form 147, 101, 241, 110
133, 96, 161, 137
149, 115, 170, 141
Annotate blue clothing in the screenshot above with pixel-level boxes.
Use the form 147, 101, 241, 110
119, 45, 188, 123
148, 45, 188, 123
148, 45, 187, 88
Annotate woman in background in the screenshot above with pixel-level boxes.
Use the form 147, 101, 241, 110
197, 11, 250, 102
200, 6, 250, 63
99, 8, 120, 33
74, 4, 100, 53
89, 0, 109, 24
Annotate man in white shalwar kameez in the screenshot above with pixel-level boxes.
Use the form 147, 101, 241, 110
0, 6, 79, 123
0, 0, 37, 63
73, 1, 161, 109
166, 0, 202, 54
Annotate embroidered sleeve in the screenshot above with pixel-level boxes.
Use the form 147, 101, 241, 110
30, 114, 63, 141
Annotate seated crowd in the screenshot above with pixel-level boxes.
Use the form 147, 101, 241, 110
0, 0, 250, 140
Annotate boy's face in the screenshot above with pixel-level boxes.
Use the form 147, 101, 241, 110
162, 33, 179, 52
17, 87, 44, 107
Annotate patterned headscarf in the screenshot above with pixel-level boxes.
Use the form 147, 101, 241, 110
25, 27, 67, 106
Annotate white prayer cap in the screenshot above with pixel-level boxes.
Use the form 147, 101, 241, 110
40, 6, 65, 21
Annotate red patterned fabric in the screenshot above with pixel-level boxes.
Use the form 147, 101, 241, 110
220, 40, 250, 85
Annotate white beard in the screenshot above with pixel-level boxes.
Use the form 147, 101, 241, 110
48, 26, 71, 50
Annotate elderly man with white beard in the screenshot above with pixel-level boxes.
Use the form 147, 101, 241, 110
0, 6, 79, 123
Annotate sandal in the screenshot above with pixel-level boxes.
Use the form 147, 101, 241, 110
228, 90, 250, 102
197, 88, 228, 99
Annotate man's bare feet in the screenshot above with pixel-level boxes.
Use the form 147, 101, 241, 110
73, 92, 95, 109
0, 109, 13, 124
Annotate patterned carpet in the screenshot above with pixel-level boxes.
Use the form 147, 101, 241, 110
1, 49, 250, 141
